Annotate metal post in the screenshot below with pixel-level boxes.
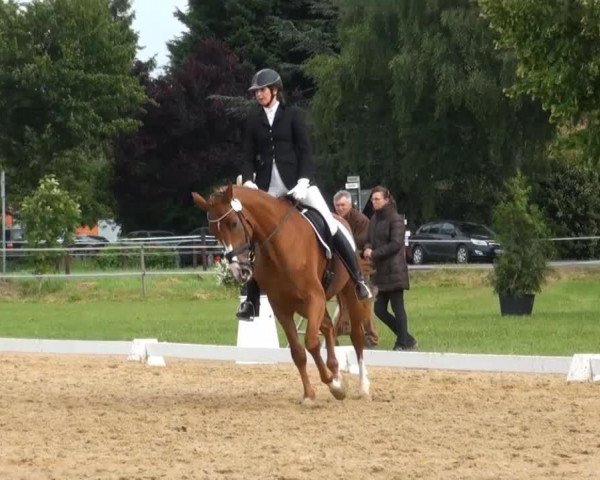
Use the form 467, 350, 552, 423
1, 170, 6, 275
140, 244, 146, 297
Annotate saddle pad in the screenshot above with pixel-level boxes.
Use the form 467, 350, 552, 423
300, 208, 333, 259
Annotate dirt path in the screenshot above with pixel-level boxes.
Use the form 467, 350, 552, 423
1, 353, 599, 480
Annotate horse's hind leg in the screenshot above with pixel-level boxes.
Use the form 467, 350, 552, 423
273, 305, 316, 403
320, 307, 345, 400
341, 283, 371, 399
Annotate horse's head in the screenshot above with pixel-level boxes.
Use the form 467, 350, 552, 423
192, 184, 254, 283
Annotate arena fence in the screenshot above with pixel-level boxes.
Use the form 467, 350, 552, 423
1, 337, 598, 383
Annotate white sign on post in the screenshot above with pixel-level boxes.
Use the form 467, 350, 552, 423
345, 182, 359, 190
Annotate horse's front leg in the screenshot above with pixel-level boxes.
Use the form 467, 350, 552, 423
303, 296, 347, 400
320, 306, 346, 400
272, 303, 316, 404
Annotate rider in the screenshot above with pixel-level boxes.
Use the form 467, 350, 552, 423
236, 68, 372, 321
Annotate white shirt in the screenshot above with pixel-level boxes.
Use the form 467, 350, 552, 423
263, 101, 288, 197
263, 101, 279, 126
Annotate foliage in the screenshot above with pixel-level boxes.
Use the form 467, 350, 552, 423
490, 172, 552, 296
479, 0, 600, 165
19, 175, 81, 273
306, 0, 552, 224
113, 39, 250, 233
85, 246, 176, 270
0, 0, 147, 222
532, 160, 600, 260
168, 0, 339, 105
213, 259, 241, 290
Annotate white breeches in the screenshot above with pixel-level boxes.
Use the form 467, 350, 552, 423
302, 186, 338, 236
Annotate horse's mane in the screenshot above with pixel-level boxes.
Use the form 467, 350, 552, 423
210, 185, 284, 205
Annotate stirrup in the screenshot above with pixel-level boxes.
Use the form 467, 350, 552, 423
236, 301, 256, 322
355, 281, 372, 300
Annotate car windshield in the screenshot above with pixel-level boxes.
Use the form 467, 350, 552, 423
459, 223, 494, 237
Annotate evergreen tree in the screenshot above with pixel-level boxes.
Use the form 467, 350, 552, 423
168, 0, 338, 104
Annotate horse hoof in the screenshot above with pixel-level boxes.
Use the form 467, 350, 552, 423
328, 377, 346, 401
301, 397, 317, 407
358, 383, 371, 400
359, 390, 372, 401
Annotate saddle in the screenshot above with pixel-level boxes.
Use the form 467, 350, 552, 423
296, 204, 336, 289
297, 205, 333, 259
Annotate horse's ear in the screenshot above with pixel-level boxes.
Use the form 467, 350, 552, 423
191, 192, 209, 211
224, 183, 234, 201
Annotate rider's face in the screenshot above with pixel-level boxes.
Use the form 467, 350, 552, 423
254, 86, 277, 107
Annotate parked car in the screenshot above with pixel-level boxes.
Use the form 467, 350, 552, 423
4, 223, 24, 248
177, 227, 223, 267
409, 220, 501, 265
120, 230, 176, 244
72, 234, 110, 247
69, 234, 110, 256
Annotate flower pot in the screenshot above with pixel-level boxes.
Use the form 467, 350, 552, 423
499, 294, 535, 316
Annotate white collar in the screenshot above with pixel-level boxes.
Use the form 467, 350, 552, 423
263, 100, 280, 116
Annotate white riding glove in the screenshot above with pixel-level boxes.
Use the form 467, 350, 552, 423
243, 180, 258, 189
288, 178, 310, 201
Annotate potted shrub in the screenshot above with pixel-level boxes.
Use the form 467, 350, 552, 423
490, 172, 553, 316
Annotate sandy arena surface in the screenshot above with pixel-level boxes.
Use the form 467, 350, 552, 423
1, 353, 599, 480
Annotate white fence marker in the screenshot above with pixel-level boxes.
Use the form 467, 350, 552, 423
128, 338, 166, 367
566, 354, 600, 383
592, 359, 600, 384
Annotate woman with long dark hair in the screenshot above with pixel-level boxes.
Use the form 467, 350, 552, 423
363, 186, 416, 350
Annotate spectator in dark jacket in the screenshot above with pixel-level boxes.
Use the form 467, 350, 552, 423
363, 186, 417, 351
333, 190, 379, 346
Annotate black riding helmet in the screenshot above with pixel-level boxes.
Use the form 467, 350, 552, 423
248, 68, 283, 92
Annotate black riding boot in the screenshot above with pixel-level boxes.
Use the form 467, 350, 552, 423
332, 231, 372, 300
236, 278, 261, 321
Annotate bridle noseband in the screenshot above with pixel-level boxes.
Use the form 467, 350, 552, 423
207, 200, 254, 264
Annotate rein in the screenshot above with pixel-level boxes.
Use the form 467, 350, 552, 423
259, 198, 297, 248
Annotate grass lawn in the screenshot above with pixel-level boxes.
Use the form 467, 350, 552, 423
1, 267, 599, 355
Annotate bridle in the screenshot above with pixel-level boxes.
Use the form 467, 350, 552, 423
207, 196, 297, 267
207, 201, 253, 264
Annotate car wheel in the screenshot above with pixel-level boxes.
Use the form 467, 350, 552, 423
456, 244, 469, 264
412, 245, 425, 265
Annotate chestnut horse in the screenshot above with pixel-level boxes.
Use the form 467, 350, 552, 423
192, 185, 371, 403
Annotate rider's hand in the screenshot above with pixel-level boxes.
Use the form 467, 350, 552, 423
243, 180, 258, 189
363, 248, 373, 260
288, 178, 310, 201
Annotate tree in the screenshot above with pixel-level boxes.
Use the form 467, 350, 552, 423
532, 160, 600, 260
479, 0, 600, 165
490, 172, 552, 300
0, 0, 147, 223
307, 0, 552, 224
113, 39, 251, 233
168, 0, 339, 104
20, 175, 81, 272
